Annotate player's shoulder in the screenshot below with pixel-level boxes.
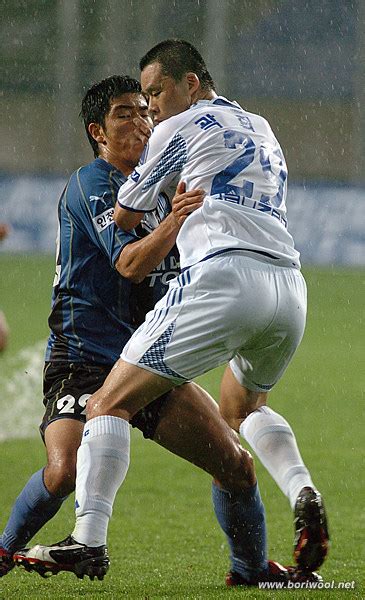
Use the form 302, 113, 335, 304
77, 158, 124, 187
67, 158, 126, 206
239, 107, 273, 135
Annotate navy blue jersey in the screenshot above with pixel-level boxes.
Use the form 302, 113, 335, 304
46, 158, 179, 364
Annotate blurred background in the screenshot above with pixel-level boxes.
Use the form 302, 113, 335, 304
0, 0, 364, 262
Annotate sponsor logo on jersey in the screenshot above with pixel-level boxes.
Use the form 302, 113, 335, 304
93, 208, 114, 232
146, 255, 180, 287
89, 192, 108, 205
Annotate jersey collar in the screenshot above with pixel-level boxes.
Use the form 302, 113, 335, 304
94, 157, 127, 183
192, 95, 242, 110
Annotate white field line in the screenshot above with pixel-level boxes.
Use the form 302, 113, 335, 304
0, 341, 45, 441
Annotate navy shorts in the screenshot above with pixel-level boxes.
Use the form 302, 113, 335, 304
40, 361, 169, 441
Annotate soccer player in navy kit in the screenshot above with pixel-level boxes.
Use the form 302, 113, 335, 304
2, 75, 273, 585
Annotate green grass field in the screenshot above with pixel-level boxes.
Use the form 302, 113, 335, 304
0, 254, 364, 599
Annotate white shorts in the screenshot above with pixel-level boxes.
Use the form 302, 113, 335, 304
121, 252, 307, 392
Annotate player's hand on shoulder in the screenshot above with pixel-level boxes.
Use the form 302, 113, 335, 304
171, 181, 205, 227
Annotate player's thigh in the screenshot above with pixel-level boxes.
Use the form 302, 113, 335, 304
44, 418, 84, 472
153, 382, 255, 490
86, 359, 176, 420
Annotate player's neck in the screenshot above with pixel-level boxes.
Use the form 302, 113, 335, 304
98, 156, 134, 177
192, 89, 218, 104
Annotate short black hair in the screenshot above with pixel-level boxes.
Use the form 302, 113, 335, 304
80, 75, 142, 157
140, 39, 215, 92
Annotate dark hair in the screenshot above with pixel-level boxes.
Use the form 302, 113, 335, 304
140, 39, 215, 92
80, 75, 142, 157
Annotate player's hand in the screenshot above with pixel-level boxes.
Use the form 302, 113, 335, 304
172, 181, 205, 227
133, 116, 152, 146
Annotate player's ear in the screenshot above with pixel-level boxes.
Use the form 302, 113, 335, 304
88, 122, 106, 145
186, 72, 200, 96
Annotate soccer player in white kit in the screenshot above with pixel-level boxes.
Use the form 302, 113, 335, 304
19, 40, 328, 585
117, 41, 328, 576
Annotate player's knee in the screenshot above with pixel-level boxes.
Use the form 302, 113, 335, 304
219, 408, 240, 432
86, 387, 133, 421
217, 445, 256, 492
86, 390, 105, 419
86, 388, 117, 419
234, 446, 256, 488
45, 460, 76, 497
220, 398, 268, 433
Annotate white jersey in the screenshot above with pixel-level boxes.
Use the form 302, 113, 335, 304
118, 96, 301, 270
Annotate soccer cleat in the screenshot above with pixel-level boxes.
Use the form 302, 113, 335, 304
293, 486, 330, 571
286, 565, 323, 583
226, 560, 323, 587
13, 535, 109, 580
0, 547, 15, 577
226, 560, 291, 586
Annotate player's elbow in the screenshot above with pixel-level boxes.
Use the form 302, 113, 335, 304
115, 256, 146, 283
120, 267, 145, 284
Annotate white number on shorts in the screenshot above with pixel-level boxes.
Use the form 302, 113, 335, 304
56, 394, 91, 415
57, 394, 75, 414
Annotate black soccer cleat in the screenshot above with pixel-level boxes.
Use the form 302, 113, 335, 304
293, 486, 330, 571
0, 547, 15, 577
13, 535, 109, 580
286, 565, 323, 583
226, 559, 323, 587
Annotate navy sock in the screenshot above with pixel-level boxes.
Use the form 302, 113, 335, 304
212, 481, 267, 582
0, 468, 67, 552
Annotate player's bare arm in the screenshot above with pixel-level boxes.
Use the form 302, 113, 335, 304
115, 181, 204, 282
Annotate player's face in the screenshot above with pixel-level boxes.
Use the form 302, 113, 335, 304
92, 92, 152, 172
141, 62, 192, 125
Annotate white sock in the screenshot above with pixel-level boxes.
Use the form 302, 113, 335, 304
72, 415, 130, 547
239, 406, 314, 509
